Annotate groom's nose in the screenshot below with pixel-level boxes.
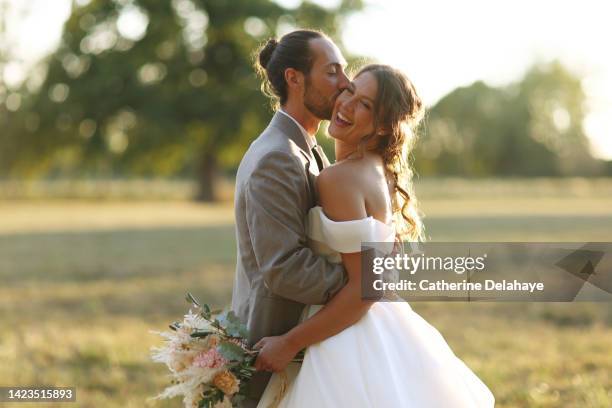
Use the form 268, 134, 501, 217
337, 70, 350, 91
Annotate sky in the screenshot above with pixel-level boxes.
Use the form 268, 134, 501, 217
340, 0, 612, 159
2, 0, 611, 159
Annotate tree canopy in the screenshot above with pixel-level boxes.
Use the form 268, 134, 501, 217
1, 0, 363, 200
416, 61, 604, 177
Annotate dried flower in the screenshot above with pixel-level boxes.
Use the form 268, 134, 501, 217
207, 334, 221, 349
213, 371, 240, 396
193, 348, 228, 369
151, 297, 255, 407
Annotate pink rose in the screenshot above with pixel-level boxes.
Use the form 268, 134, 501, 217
193, 348, 228, 369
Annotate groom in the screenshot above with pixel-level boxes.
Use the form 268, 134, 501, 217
231, 29, 351, 406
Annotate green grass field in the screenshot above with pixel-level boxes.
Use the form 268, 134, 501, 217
1, 179, 611, 407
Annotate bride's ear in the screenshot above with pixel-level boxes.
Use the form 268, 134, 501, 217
376, 126, 390, 136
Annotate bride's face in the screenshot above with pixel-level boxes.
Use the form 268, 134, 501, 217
328, 71, 378, 144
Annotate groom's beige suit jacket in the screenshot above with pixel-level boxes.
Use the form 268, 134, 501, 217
231, 111, 347, 403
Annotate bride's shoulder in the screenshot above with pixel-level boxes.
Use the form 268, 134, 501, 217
316, 161, 368, 221
317, 157, 377, 192
316, 160, 362, 195
318, 160, 350, 181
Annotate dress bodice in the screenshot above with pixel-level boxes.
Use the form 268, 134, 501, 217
306, 206, 396, 263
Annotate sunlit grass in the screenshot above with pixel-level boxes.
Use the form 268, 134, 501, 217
1, 179, 611, 407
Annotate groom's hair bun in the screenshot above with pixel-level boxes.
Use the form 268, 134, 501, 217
255, 29, 326, 107
258, 38, 278, 69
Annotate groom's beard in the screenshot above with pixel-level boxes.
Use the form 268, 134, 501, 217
304, 80, 335, 120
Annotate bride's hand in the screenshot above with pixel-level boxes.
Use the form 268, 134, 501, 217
253, 335, 300, 372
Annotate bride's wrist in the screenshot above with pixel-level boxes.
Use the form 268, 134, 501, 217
284, 330, 305, 353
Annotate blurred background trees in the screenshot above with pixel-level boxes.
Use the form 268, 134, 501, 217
1, 0, 363, 201
1, 0, 610, 202
417, 61, 604, 178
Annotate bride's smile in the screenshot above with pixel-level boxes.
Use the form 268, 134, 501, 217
328, 71, 378, 144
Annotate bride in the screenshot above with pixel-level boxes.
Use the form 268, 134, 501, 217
253, 64, 495, 407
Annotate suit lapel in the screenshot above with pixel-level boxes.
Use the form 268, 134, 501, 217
270, 112, 311, 156
269, 111, 320, 203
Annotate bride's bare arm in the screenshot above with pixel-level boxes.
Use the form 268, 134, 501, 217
254, 165, 377, 372
283, 166, 375, 348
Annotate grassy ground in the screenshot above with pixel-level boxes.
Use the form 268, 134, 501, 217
1, 179, 611, 407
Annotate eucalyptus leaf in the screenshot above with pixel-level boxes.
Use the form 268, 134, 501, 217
201, 303, 212, 319
217, 310, 248, 338
186, 292, 200, 307
217, 341, 245, 362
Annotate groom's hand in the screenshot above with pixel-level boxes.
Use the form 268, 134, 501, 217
253, 335, 299, 373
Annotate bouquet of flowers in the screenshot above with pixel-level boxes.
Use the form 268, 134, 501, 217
150, 293, 258, 408
152, 293, 257, 408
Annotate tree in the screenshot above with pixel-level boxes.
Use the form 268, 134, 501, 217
415, 61, 603, 177
5, 0, 362, 200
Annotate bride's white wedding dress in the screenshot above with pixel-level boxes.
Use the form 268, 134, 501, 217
257, 206, 495, 407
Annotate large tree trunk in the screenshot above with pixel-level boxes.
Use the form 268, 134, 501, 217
195, 151, 218, 202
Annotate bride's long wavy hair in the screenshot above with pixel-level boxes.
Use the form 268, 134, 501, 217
356, 64, 425, 242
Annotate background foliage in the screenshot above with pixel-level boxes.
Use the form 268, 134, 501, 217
1, 0, 611, 202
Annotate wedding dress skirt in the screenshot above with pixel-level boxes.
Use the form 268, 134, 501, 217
257, 207, 495, 407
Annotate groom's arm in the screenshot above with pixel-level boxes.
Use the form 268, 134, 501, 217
245, 150, 347, 305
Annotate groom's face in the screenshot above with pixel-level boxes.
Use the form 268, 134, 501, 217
303, 38, 350, 120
